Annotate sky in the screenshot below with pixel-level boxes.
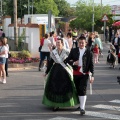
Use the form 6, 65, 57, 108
66, 0, 120, 6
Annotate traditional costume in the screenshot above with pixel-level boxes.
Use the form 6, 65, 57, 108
42, 48, 79, 108
107, 48, 116, 68
65, 47, 94, 114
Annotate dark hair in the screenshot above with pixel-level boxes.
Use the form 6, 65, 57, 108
60, 34, 64, 38
51, 31, 54, 35
0, 37, 5, 45
44, 34, 48, 38
67, 32, 72, 38
57, 38, 63, 44
78, 36, 86, 41
80, 34, 85, 37
49, 32, 52, 37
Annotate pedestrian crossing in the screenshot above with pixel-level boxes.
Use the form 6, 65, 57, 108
72, 99, 120, 120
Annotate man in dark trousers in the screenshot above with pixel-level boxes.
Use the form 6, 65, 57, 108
65, 36, 94, 115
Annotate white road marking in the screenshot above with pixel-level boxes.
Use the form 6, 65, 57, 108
110, 100, 120, 104
49, 117, 77, 120
93, 104, 120, 111
72, 111, 120, 120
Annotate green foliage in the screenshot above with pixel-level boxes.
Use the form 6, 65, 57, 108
18, 50, 31, 59
54, 0, 75, 17
34, 0, 59, 16
70, 0, 111, 31
4, 0, 74, 19
11, 52, 18, 58
10, 50, 31, 59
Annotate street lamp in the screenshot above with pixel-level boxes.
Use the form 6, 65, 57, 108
92, 0, 94, 32
32, 0, 33, 15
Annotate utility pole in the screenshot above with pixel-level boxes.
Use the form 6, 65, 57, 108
0, 0, 2, 24
101, 0, 103, 16
32, 0, 33, 15
92, 0, 94, 32
14, 0, 18, 50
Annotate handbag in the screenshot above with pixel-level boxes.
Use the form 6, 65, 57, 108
38, 46, 42, 52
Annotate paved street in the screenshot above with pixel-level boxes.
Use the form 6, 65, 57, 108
0, 43, 120, 120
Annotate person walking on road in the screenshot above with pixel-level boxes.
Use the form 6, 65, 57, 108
93, 44, 99, 64
38, 34, 51, 71
65, 36, 94, 115
42, 38, 79, 111
105, 26, 109, 43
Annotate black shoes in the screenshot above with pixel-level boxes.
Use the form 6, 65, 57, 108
52, 107, 59, 112
80, 109, 85, 115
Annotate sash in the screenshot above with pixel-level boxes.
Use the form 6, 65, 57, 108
52, 49, 73, 79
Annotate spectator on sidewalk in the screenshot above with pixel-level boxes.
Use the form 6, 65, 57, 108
3, 37, 9, 77
0, 37, 7, 84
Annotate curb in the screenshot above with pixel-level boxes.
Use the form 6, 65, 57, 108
8, 66, 38, 71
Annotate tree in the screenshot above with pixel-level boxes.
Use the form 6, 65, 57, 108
5, 0, 31, 22
70, 0, 111, 32
54, 0, 75, 17
34, 0, 59, 16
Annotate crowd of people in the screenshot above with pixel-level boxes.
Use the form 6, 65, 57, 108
39, 28, 105, 115
106, 29, 120, 69
105, 28, 120, 85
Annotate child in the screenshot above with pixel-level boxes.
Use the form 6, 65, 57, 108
107, 44, 116, 68
93, 44, 99, 63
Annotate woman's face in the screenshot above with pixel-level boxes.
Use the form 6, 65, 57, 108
56, 40, 63, 49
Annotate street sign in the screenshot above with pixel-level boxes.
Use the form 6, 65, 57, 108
101, 14, 109, 21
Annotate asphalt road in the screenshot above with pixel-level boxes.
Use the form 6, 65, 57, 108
0, 43, 120, 120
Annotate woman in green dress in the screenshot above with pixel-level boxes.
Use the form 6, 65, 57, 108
42, 38, 79, 111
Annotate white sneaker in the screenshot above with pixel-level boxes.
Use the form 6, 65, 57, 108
2, 79, 6, 84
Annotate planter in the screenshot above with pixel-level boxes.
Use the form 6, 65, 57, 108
8, 62, 39, 68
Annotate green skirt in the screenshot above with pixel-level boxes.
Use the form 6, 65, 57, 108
42, 64, 79, 107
